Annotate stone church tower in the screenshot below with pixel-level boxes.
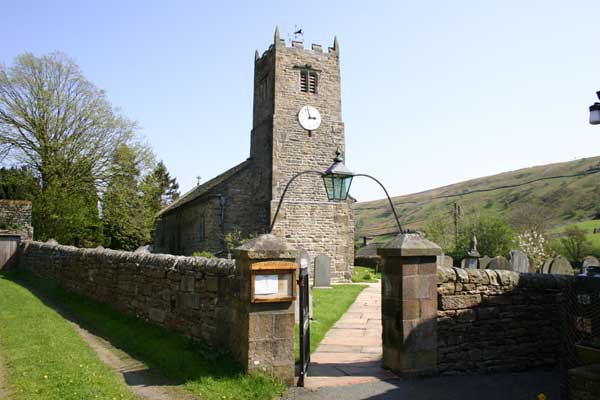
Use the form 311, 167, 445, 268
154, 28, 354, 282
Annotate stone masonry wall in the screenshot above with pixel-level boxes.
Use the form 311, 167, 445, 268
266, 38, 353, 282
0, 199, 33, 240
437, 266, 570, 374
19, 241, 241, 351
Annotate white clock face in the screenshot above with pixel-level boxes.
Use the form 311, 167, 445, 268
298, 106, 321, 131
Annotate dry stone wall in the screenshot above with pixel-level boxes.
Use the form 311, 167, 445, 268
0, 200, 33, 239
19, 241, 240, 350
437, 266, 570, 374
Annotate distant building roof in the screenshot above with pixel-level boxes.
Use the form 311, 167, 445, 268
157, 159, 252, 217
356, 242, 384, 257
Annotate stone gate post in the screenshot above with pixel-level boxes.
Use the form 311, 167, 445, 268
377, 233, 442, 375
232, 234, 297, 385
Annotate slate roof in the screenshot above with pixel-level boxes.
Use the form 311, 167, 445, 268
157, 159, 252, 217
356, 242, 384, 257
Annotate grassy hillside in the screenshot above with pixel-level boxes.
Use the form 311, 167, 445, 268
355, 157, 600, 240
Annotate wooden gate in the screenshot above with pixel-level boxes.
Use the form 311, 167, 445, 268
0, 235, 20, 270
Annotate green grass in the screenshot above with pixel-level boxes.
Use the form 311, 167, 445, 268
294, 284, 367, 361
2, 271, 285, 400
550, 219, 600, 248
351, 266, 381, 283
0, 272, 136, 400
355, 156, 600, 240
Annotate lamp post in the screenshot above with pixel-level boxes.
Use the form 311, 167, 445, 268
590, 91, 600, 125
269, 149, 403, 234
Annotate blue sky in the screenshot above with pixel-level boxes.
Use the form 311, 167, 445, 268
3, 0, 600, 201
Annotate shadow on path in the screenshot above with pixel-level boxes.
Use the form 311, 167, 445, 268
285, 370, 559, 400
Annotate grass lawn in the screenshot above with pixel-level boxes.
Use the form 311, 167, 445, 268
295, 284, 367, 361
2, 271, 285, 400
351, 266, 381, 283
0, 273, 136, 400
550, 219, 600, 249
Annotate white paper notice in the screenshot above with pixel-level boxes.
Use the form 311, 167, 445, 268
255, 274, 279, 295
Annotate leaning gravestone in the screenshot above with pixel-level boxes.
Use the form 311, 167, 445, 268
479, 256, 492, 269
550, 255, 574, 276
314, 254, 332, 288
488, 256, 510, 270
509, 250, 530, 273
542, 258, 553, 274
582, 256, 600, 274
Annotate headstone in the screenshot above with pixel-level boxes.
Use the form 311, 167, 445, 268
479, 256, 492, 269
134, 245, 152, 253
541, 258, 553, 274
582, 256, 600, 274
314, 254, 331, 288
442, 255, 454, 268
509, 250, 530, 273
550, 255, 574, 275
461, 257, 478, 269
488, 256, 510, 270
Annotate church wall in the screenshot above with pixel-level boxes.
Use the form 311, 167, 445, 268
154, 164, 270, 256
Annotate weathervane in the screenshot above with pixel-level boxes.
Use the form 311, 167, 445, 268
286, 25, 303, 44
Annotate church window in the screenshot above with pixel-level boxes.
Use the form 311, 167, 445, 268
300, 71, 317, 94
197, 216, 205, 242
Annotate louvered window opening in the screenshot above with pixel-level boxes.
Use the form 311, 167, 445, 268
300, 71, 317, 94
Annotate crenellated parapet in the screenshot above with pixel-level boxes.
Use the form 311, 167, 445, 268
255, 26, 339, 63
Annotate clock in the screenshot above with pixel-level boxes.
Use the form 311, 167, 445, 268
298, 105, 321, 131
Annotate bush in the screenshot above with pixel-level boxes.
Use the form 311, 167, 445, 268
192, 251, 215, 259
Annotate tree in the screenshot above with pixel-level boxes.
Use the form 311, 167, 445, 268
0, 166, 39, 200
102, 144, 154, 251
141, 161, 180, 214
555, 226, 591, 266
454, 211, 515, 258
423, 207, 455, 250
0, 52, 136, 186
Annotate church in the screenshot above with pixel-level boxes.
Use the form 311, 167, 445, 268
154, 28, 354, 282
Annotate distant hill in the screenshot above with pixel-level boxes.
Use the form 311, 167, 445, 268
354, 157, 600, 240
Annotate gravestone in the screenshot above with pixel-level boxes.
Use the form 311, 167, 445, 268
461, 257, 478, 269
314, 254, 331, 288
479, 256, 492, 269
488, 256, 510, 270
550, 255, 574, 275
542, 258, 553, 274
582, 256, 600, 274
509, 250, 530, 273
442, 255, 454, 268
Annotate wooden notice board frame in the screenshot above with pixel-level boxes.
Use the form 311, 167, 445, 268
250, 261, 297, 303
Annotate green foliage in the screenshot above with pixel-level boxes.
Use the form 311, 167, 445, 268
351, 266, 381, 283
102, 145, 153, 251
552, 226, 592, 266
192, 251, 215, 258
0, 167, 39, 200
224, 228, 253, 253
33, 172, 103, 247
423, 209, 515, 258
5, 271, 286, 400
0, 273, 135, 400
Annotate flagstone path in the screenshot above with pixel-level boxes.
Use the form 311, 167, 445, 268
304, 281, 398, 389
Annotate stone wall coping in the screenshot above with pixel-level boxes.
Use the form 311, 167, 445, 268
233, 234, 298, 260
0, 199, 32, 206
378, 233, 442, 257
22, 241, 236, 275
437, 266, 572, 289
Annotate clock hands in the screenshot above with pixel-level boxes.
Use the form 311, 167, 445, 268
306, 107, 316, 120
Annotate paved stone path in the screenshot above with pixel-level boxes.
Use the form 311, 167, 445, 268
305, 281, 398, 389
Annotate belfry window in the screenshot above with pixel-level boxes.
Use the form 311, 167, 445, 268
300, 71, 317, 94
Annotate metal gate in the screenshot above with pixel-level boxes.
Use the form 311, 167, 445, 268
0, 235, 20, 271
297, 266, 311, 387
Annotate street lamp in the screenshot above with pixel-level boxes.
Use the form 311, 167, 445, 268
590, 91, 600, 125
269, 149, 404, 234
